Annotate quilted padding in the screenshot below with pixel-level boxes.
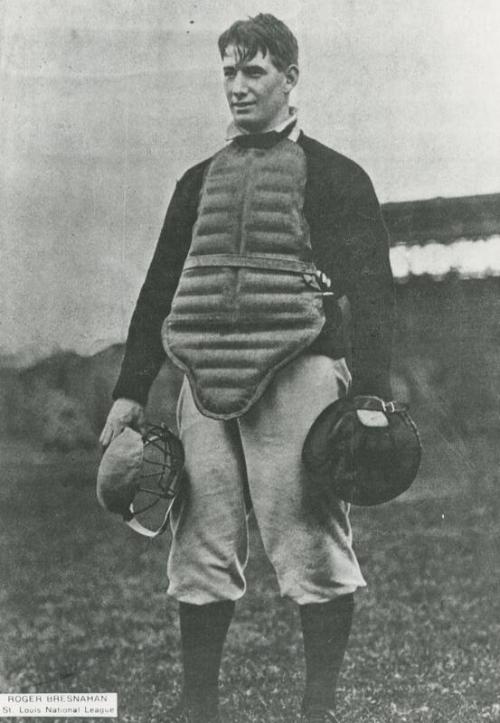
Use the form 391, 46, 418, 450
163, 139, 325, 419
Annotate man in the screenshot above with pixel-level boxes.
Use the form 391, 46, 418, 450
100, 14, 394, 723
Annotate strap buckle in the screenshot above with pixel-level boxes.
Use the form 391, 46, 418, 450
303, 270, 335, 297
383, 401, 397, 414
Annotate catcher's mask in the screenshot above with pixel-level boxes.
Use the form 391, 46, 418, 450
303, 396, 422, 506
97, 423, 184, 537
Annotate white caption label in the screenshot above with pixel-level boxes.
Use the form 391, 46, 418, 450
0, 693, 117, 717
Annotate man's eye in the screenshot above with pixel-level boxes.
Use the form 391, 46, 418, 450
223, 70, 235, 78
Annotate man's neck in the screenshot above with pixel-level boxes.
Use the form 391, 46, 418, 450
255, 106, 293, 133
227, 107, 298, 140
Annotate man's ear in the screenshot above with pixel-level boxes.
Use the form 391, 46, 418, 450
283, 64, 299, 95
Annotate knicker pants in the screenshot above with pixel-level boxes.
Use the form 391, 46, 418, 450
167, 354, 366, 605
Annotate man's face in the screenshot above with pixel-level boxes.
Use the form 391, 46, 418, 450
222, 45, 297, 133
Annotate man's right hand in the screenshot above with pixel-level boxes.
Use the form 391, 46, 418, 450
99, 398, 146, 449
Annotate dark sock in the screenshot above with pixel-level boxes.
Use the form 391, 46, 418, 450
299, 593, 354, 713
179, 600, 235, 718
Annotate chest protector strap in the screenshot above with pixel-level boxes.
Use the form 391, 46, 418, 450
162, 139, 326, 420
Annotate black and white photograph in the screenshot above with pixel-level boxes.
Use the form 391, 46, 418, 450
0, 1, 499, 721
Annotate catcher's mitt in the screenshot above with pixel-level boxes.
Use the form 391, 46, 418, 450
97, 423, 184, 537
302, 396, 421, 506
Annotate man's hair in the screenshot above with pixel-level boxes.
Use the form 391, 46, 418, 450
218, 13, 298, 72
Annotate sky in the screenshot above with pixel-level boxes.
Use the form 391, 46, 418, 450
1, 0, 499, 359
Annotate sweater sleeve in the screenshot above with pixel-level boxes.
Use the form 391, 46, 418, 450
112, 165, 205, 405
343, 169, 395, 399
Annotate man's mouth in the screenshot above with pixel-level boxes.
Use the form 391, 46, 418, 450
232, 102, 255, 110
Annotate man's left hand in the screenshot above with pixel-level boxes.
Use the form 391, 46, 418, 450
356, 410, 389, 427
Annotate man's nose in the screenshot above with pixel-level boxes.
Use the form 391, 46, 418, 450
231, 71, 248, 97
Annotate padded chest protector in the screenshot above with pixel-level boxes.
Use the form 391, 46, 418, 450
162, 139, 325, 419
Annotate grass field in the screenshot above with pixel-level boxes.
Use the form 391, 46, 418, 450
0, 438, 499, 723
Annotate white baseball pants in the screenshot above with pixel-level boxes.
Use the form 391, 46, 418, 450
167, 354, 366, 605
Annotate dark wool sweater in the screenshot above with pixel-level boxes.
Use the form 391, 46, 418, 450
113, 133, 395, 406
